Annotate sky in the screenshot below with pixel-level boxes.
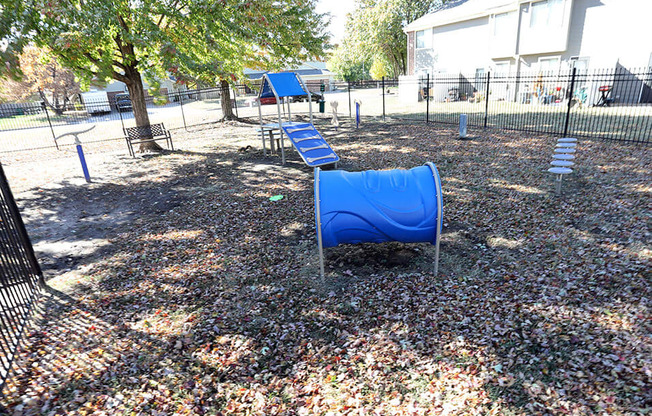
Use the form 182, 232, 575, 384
315, 0, 357, 44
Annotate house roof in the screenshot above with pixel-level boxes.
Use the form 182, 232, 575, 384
404, 0, 517, 32
244, 66, 332, 80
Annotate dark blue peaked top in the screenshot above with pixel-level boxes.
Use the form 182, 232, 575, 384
259, 72, 307, 99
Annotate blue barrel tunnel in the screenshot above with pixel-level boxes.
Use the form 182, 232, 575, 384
314, 163, 443, 277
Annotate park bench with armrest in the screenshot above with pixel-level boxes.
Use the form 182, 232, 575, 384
124, 123, 174, 157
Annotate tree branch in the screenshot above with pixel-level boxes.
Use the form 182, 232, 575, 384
112, 70, 131, 84
83, 52, 101, 66
156, 0, 181, 27
112, 60, 127, 71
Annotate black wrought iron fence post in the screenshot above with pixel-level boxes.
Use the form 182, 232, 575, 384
564, 67, 577, 138
426, 73, 430, 124
178, 91, 188, 130
117, 98, 125, 133
0, 162, 44, 392
382, 76, 386, 121
484, 72, 491, 129
0, 167, 43, 284
42, 104, 58, 150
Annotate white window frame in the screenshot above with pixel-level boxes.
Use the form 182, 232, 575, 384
415, 29, 432, 50
416, 30, 426, 49
493, 61, 511, 75
493, 11, 516, 37
569, 56, 590, 72
538, 55, 561, 73
530, 0, 564, 29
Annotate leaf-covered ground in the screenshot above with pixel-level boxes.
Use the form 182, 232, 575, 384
2, 118, 650, 415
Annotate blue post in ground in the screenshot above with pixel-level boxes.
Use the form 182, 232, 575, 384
355, 101, 360, 128
76, 144, 91, 183
460, 114, 468, 138
55, 125, 95, 184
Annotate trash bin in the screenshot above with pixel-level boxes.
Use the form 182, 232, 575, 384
319, 99, 325, 113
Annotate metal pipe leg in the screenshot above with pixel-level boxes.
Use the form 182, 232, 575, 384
555, 174, 562, 195
315, 167, 325, 279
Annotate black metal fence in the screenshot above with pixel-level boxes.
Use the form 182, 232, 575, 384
346, 66, 650, 144
0, 88, 230, 152
0, 66, 649, 152
0, 163, 43, 391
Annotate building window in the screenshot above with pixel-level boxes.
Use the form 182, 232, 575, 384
570, 56, 590, 73
494, 12, 515, 37
530, 0, 564, 28
416, 30, 425, 49
494, 61, 510, 75
416, 29, 432, 49
539, 56, 560, 73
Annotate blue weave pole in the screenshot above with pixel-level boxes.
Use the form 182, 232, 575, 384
460, 114, 468, 138
76, 144, 91, 183
355, 102, 360, 128
54, 125, 95, 184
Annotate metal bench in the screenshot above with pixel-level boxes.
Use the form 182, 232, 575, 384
124, 123, 174, 157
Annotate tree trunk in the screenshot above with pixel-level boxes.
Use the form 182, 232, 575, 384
220, 79, 236, 120
38, 89, 64, 115
126, 70, 163, 152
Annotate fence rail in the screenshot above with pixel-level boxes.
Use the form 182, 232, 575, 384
0, 163, 43, 391
0, 66, 650, 152
387, 66, 652, 143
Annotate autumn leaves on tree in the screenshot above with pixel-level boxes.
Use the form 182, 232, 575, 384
1, 0, 328, 150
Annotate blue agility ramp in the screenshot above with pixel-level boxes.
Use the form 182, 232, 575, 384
281, 122, 339, 167
314, 163, 443, 278
257, 72, 338, 166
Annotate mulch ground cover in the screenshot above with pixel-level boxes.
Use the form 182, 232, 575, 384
1, 118, 650, 415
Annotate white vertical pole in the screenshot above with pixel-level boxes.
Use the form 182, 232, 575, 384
296, 74, 314, 126
315, 167, 325, 279
276, 101, 286, 164
258, 97, 266, 155
460, 114, 468, 138
426, 162, 443, 276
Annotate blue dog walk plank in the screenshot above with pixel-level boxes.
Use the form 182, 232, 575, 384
281, 123, 339, 167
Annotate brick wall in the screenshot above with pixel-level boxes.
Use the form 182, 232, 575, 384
407, 31, 415, 76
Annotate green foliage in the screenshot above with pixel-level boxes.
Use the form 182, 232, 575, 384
330, 0, 443, 79
1, 0, 328, 122
327, 39, 370, 81
369, 57, 390, 80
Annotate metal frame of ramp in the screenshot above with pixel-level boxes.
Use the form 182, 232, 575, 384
257, 72, 338, 166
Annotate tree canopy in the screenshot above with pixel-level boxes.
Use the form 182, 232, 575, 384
329, 0, 444, 80
0, 45, 81, 112
1, 0, 328, 146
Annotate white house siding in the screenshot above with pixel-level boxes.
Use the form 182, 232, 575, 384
403, 0, 652, 103
415, 17, 491, 75
490, 11, 518, 59
565, 0, 652, 69
518, 0, 574, 56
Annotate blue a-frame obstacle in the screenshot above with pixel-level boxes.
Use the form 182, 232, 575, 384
257, 72, 339, 167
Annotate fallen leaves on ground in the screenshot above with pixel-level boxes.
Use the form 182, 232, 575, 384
2, 119, 650, 415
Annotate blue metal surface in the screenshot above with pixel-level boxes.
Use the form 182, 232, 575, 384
260, 73, 307, 98
281, 122, 339, 167
460, 113, 468, 138
356, 102, 360, 128
315, 164, 443, 248
76, 144, 91, 183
